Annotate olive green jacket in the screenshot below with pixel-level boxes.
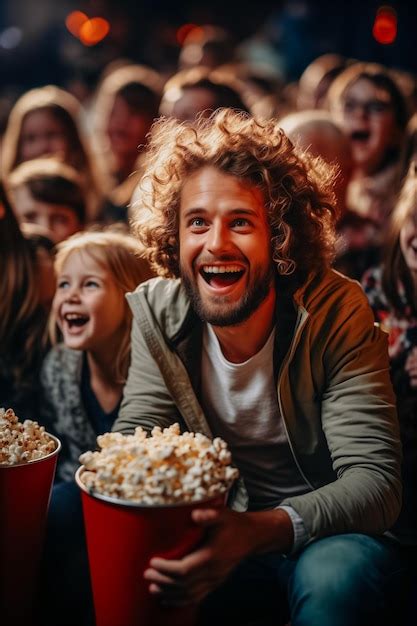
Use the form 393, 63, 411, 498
114, 269, 402, 540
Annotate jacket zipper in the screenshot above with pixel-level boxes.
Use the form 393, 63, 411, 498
277, 306, 315, 491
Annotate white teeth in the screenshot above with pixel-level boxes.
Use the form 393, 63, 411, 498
202, 265, 243, 273
64, 313, 87, 320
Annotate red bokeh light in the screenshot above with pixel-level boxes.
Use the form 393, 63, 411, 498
373, 6, 397, 45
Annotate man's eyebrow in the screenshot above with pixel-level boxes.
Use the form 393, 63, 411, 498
182, 207, 260, 218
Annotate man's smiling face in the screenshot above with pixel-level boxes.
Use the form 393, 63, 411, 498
179, 165, 275, 326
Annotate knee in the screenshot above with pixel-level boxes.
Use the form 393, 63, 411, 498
292, 535, 372, 601
288, 535, 391, 626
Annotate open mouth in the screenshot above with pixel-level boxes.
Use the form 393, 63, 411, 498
199, 264, 245, 289
351, 130, 370, 143
63, 312, 89, 329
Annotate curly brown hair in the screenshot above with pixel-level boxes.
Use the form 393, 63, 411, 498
130, 109, 338, 279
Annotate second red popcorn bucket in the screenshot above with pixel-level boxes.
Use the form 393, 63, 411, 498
0, 434, 61, 625
76, 466, 225, 626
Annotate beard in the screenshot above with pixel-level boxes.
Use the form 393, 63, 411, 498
181, 262, 275, 327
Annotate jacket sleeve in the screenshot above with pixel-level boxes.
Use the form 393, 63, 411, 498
282, 289, 402, 539
114, 316, 183, 435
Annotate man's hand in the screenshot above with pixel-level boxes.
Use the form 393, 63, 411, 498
143, 507, 293, 606
405, 347, 417, 388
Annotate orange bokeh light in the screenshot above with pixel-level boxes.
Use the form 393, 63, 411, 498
65, 11, 88, 38
79, 17, 110, 47
373, 6, 397, 45
176, 23, 202, 46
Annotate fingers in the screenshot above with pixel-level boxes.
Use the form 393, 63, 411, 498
144, 568, 177, 586
149, 546, 212, 575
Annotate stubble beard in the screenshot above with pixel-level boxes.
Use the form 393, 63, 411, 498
181, 263, 275, 327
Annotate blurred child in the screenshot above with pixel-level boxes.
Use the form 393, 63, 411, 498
0, 183, 49, 420
1, 85, 101, 220
38, 231, 154, 626
8, 158, 86, 243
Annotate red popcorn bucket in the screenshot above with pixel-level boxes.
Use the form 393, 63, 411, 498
0, 434, 61, 625
76, 465, 226, 626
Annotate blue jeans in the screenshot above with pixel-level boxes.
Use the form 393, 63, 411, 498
199, 534, 409, 626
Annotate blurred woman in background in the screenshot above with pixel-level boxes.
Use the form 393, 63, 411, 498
92, 64, 162, 222
1, 85, 101, 220
329, 62, 409, 236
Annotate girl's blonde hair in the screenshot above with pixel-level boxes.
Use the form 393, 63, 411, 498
52, 231, 154, 382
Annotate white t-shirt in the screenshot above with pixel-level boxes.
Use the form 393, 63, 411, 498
201, 323, 311, 512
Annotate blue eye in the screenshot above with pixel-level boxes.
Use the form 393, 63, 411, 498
85, 280, 99, 288
57, 279, 69, 289
190, 217, 206, 227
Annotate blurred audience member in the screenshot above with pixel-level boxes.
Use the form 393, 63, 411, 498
214, 62, 288, 119
20, 222, 56, 311
398, 113, 417, 183
178, 26, 235, 71
8, 158, 86, 243
0, 183, 48, 421
280, 110, 379, 279
362, 162, 417, 547
280, 110, 352, 213
1, 85, 101, 220
92, 64, 163, 222
159, 67, 250, 122
329, 63, 409, 232
297, 53, 350, 111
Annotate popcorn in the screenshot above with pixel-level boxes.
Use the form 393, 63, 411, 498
0, 407, 56, 465
79, 423, 239, 505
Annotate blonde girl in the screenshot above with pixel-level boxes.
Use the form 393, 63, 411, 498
40, 230, 154, 481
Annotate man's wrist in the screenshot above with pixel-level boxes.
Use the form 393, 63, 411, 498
245, 508, 294, 555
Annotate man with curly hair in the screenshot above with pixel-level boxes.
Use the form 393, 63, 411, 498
114, 110, 406, 625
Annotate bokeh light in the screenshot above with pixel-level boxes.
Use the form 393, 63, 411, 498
65, 11, 88, 39
79, 17, 110, 46
176, 23, 201, 46
373, 6, 397, 45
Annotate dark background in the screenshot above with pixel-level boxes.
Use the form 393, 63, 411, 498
0, 0, 416, 94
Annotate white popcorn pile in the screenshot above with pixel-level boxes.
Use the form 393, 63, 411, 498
79, 423, 239, 505
0, 407, 56, 465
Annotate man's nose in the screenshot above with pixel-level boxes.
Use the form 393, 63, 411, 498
206, 221, 231, 253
